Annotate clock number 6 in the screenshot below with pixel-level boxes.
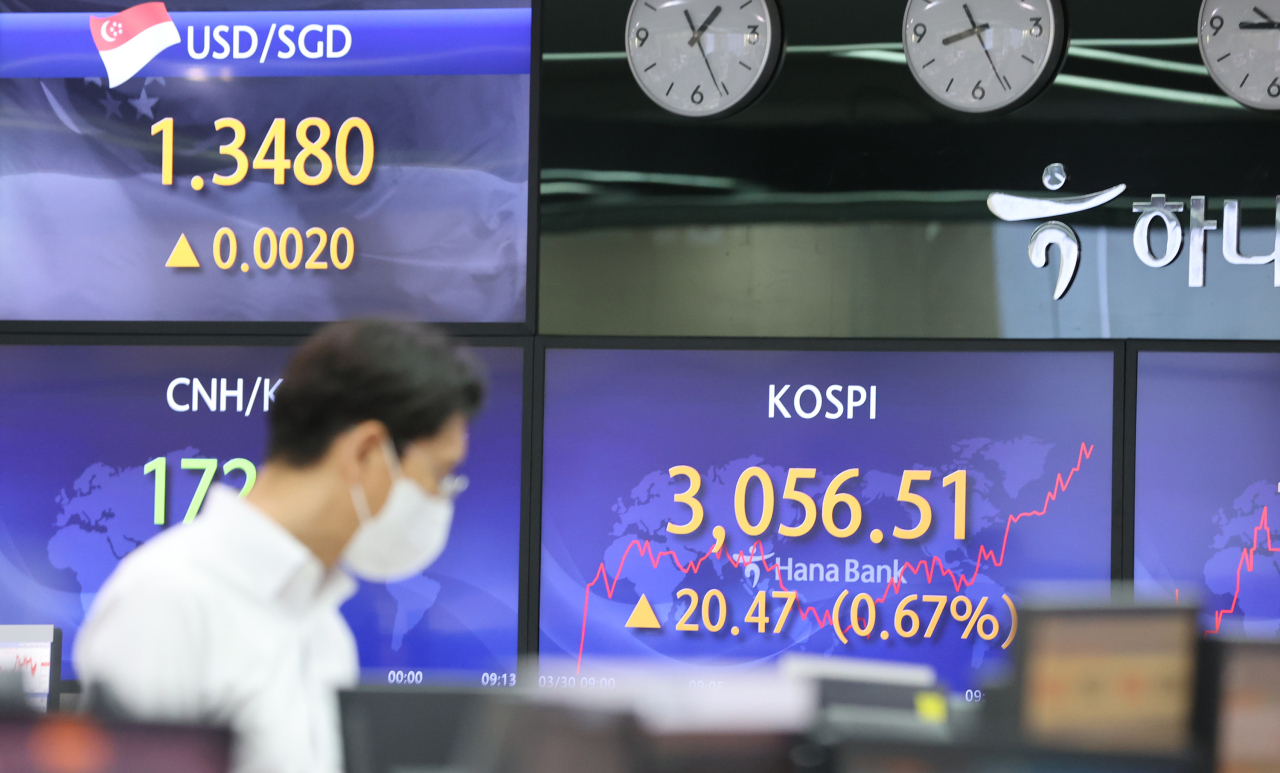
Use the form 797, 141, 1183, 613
1269, 78, 1280, 98
912, 23, 926, 43
972, 81, 985, 100
692, 85, 705, 104
635, 27, 649, 46
1030, 17, 1043, 37
1209, 15, 1224, 35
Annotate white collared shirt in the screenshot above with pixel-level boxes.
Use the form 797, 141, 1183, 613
75, 484, 359, 773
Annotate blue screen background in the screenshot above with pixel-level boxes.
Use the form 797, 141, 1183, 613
0, 343, 525, 682
1134, 351, 1280, 638
539, 348, 1116, 691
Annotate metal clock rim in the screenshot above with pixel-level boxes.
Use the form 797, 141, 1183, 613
900, 0, 1069, 116
624, 0, 787, 119
1197, 0, 1280, 112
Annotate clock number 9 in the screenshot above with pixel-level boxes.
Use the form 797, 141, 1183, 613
1030, 17, 1043, 37
635, 27, 649, 47
912, 23, 926, 43
972, 81, 985, 100
1209, 15, 1224, 35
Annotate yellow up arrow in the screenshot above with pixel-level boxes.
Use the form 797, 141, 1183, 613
625, 594, 662, 629
165, 234, 200, 268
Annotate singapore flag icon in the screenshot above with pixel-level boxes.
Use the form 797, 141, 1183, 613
90, 2, 180, 88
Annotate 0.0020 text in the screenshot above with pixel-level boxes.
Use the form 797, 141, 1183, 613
211, 226, 354, 271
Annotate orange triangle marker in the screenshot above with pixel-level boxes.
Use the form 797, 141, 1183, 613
625, 594, 662, 629
165, 234, 200, 268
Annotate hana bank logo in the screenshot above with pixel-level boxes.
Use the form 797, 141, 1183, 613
90, 2, 180, 88
989, 164, 1280, 299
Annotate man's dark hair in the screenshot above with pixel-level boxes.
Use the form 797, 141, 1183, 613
268, 320, 485, 465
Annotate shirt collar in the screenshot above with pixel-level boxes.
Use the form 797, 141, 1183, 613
197, 484, 357, 611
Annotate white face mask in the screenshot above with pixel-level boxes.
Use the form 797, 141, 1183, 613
342, 441, 465, 583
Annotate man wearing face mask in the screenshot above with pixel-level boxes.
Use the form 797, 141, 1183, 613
74, 319, 483, 773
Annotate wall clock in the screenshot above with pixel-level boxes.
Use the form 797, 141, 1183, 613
1200, 0, 1280, 109
902, 0, 1068, 114
625, 0, 785, 118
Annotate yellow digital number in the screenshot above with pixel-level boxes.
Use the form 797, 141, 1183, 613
850, 593, 876, 637
735, 466, 774, 536
822, 468, 862, 538
294, 117, 333, 186
922, 594, 948, 638
894, 594, 921, 638
253, 118, 292, 184
279, 227, 304, 270
675, 588, 700, 631
777, 468, 817, 537
253, 228, 278, 270
944, 469, 968, 539
150, 117, 173, 185
304, 227, 329, 269
330, 227, 355, 269
894, 470, 933, 540
336, 117, 374, 185
771, 591, 796, 633
702, 589, 726, 632
212, 118, 249, 186
666, 465, 703, 534
745, 591, 770, 633
213, 227, 237, 270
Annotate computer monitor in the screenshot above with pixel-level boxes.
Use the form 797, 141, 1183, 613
1215, 639, 1280, 773
536, 340, 1121, 694
1013, 603, 1200, 757
0, 715, 230, 773
0, 626, 61, 712
1130, 344, 1280, 638
0, 0, 534, 326
0, 338, 527, 686
340, 687, 485, 773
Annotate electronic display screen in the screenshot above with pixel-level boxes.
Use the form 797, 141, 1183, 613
538, 346, 1116, 692
0, 342, 526, 684
0, 0, 531, 323
1133, 350, 1280, 637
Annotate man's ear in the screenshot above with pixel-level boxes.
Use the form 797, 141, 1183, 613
333, 420, 389, 485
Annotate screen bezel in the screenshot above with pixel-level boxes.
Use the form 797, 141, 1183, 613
525, 336, 1128, 657
0, 332, 535, 691
0, 0, 540, 335
1122, 339, 1280, 581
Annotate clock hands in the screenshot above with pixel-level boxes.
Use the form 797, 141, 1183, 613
942, 23, 989, 46
684, 7, 726, 95
962, 3, 1009, 91
1240, 6, 1280, 28
688, 5, 722, 46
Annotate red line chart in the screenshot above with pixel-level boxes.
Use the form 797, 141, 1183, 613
573, 442, 1094, 672
1204, 505, 1274, 635
7, 654, 46, 679
875, 442, 1094, 602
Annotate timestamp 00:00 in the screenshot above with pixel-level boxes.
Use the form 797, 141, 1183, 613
207, 225, 355, 272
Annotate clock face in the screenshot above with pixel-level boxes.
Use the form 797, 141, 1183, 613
1200, 0, 1280, 109
626, 0, 784, 118
902, 0, 1067, 114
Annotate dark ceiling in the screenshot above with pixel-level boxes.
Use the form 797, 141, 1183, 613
538, 0, 1280, 230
